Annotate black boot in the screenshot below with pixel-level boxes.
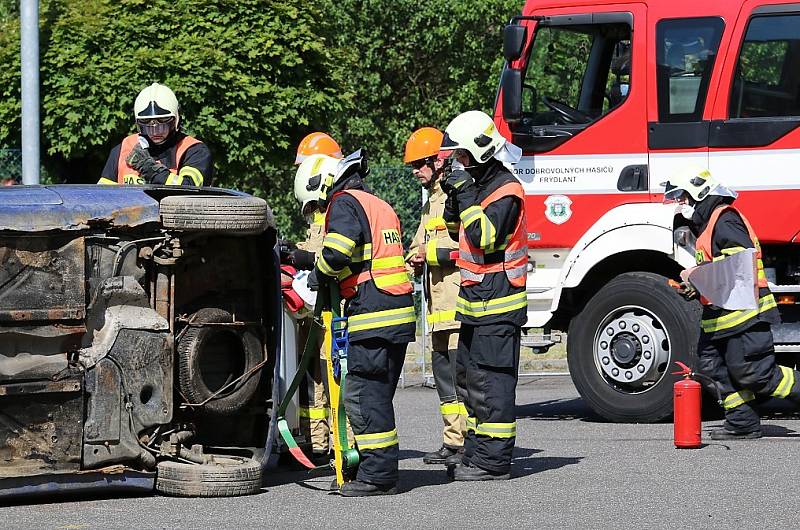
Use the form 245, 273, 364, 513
710, 427, 762, 440
423, 445, 460, 464
452, 463, 510, 481
444, 447, 465, 467
340, 480, 398, 497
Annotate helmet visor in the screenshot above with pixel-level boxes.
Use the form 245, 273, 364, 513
137, 117, 175, 143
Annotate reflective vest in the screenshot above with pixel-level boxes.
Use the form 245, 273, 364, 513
117, 133, 201, 185
695, 205, 776, 335
457, 181, 527, 287
331, 190, 413, 300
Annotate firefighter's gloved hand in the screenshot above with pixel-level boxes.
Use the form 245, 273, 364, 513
290, 249, 316, 271
441, 170, 474, 197
278, 239, 296, 263
307, 268, 324, 292
677, 281, 697, 301
125, 144, 169, 183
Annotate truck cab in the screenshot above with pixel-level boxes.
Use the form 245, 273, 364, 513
499, 0, 800, 421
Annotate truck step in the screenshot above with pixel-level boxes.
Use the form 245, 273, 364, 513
768, 284, 800, 294
521, 332, 563, 353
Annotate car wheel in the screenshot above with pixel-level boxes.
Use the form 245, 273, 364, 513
160, 195, 273, 235
155, 455, 262, 497
567, 271, 701, 422
177, 308, 263, 415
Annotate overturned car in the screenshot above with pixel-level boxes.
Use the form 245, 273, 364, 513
0, 185, 280, 499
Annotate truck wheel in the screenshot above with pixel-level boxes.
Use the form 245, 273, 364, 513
155, 456, 262, 497
160, 195, 273, 235
567, 271, 700, 423
177, 308, 263, 415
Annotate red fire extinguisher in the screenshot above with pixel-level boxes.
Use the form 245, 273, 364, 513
672, 361, 702, 449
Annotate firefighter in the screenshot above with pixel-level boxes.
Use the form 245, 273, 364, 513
663, 166, 800, 439
302, 150, 416, 496
404, 127, 467, 464
440, 110, 526, 480
99, 83, 212, 186
289, 143, 343, 462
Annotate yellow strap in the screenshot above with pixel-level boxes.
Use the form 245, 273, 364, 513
701, 294, 777, 333
771, 365, 795, 399
723, 390, 755, 410
347, 306, 416, 333
177, 165, 204, 186
425, 216, 447, 231
97, 177, 118, 185
426, 241, 439, 267
456, 291, 527, 318
440, 402, 463, 415
427, 310, 457, 325
323, 232, 357, 256
354, 429, 398, 450
299, 406, 329, 420
475, 421, 516, 439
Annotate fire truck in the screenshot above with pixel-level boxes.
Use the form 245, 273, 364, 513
497, 0, 800, 422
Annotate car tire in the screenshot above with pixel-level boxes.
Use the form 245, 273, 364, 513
567, 271, 701, 423
155, 456, 262, 497
160, 195, 273, 235
177, 308, 263, 415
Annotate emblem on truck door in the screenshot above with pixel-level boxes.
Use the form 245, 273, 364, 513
544, 195, 573, 225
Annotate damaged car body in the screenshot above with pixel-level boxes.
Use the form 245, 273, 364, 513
0, 185, 280, 499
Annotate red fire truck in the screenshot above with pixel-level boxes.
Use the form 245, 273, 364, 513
498, 0, 800, 422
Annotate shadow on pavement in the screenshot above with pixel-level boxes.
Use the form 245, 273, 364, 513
516, 398, 601, 422
399, 449, 427, 460
398, 468, 451, 492
512, 454, 583, 478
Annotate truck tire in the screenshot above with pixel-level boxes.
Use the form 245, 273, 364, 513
567, 271, 701, 423
155, 456, 262, 497
177, 308, 263, 415
160, 195, 272, 235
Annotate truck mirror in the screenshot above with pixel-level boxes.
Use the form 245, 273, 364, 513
503, 24, 527, 63
502, 68, 522, 123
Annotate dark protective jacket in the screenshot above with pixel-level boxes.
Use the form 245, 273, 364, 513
315, 186, 416, 343
445, 162, 527, 327
101, 132, 212, 186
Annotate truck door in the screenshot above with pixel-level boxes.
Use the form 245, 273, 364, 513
498, 4, 647, 250
707, 1, 800, 243
647, 15, 726, 190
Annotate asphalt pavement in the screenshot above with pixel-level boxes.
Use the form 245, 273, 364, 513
5, 375, 800, 529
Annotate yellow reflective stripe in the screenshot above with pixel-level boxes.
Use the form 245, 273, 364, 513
425, 216, 447, 231
351, 244, 372, 262
373, 271, 412, 289
97, 177, 118, 185
715, 246, 746, 260
347, 306, 416, 333
723, 390, 755, 410
426, 241, 439, 266
337, 266, 353, 281
316, 255, 341, 276
440, 402, 461, 415
479, 214, 497, 249
701, 294, 778, 333
772, 365, 795, 399
456, 291, 528, 318
475, 421, 516, 439
323, 232, 356, 256
178, 166, 204, 186
354, 429, 398, 450
165, 173, 183, 185
372, 256, 406, 269
460, 206, 482, 227
466, 417, 477, 431
427, 310, 457, 325
299, 406, 329, 420
458, 403, 468, 417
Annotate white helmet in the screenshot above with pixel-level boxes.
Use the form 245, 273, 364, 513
662, 165, 737, 203
134, 83, 180, 142
441, 110, 506, 164
294, 154, 340, 214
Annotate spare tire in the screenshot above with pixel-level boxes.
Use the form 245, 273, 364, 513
177, 308, 263, 415
160, 195, 273, 235
156, 455, 262, 497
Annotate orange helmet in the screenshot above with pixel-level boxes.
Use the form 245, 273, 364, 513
295, 132, 343, 165
403, 127, 444, 164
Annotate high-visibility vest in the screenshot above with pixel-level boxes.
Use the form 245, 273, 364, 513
117, 133, 201, 185
456, 181, 527, 287
332, 189, 413, 300
694, 205, 768, 306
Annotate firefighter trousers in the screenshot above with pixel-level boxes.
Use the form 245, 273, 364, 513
342, 338, 407, 486
698, 323, 800, 432
458, 323, 520, 474
431, 330, 467, 448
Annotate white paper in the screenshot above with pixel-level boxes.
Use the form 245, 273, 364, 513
292, 269, 317, 311
680, 248, 758, 310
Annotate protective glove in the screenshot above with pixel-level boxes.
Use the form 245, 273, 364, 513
278, 239, 296, 263
125, 145, 170, 183
290, 249, 316, 271
441, 169, 474, 197
307, 268, 322, 292
669, 279, 697, 301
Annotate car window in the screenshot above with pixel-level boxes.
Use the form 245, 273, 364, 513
656, 17, 724, 122
730, 14, 800, 118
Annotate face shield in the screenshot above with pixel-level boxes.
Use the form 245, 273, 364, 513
136, 117, 176, 144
